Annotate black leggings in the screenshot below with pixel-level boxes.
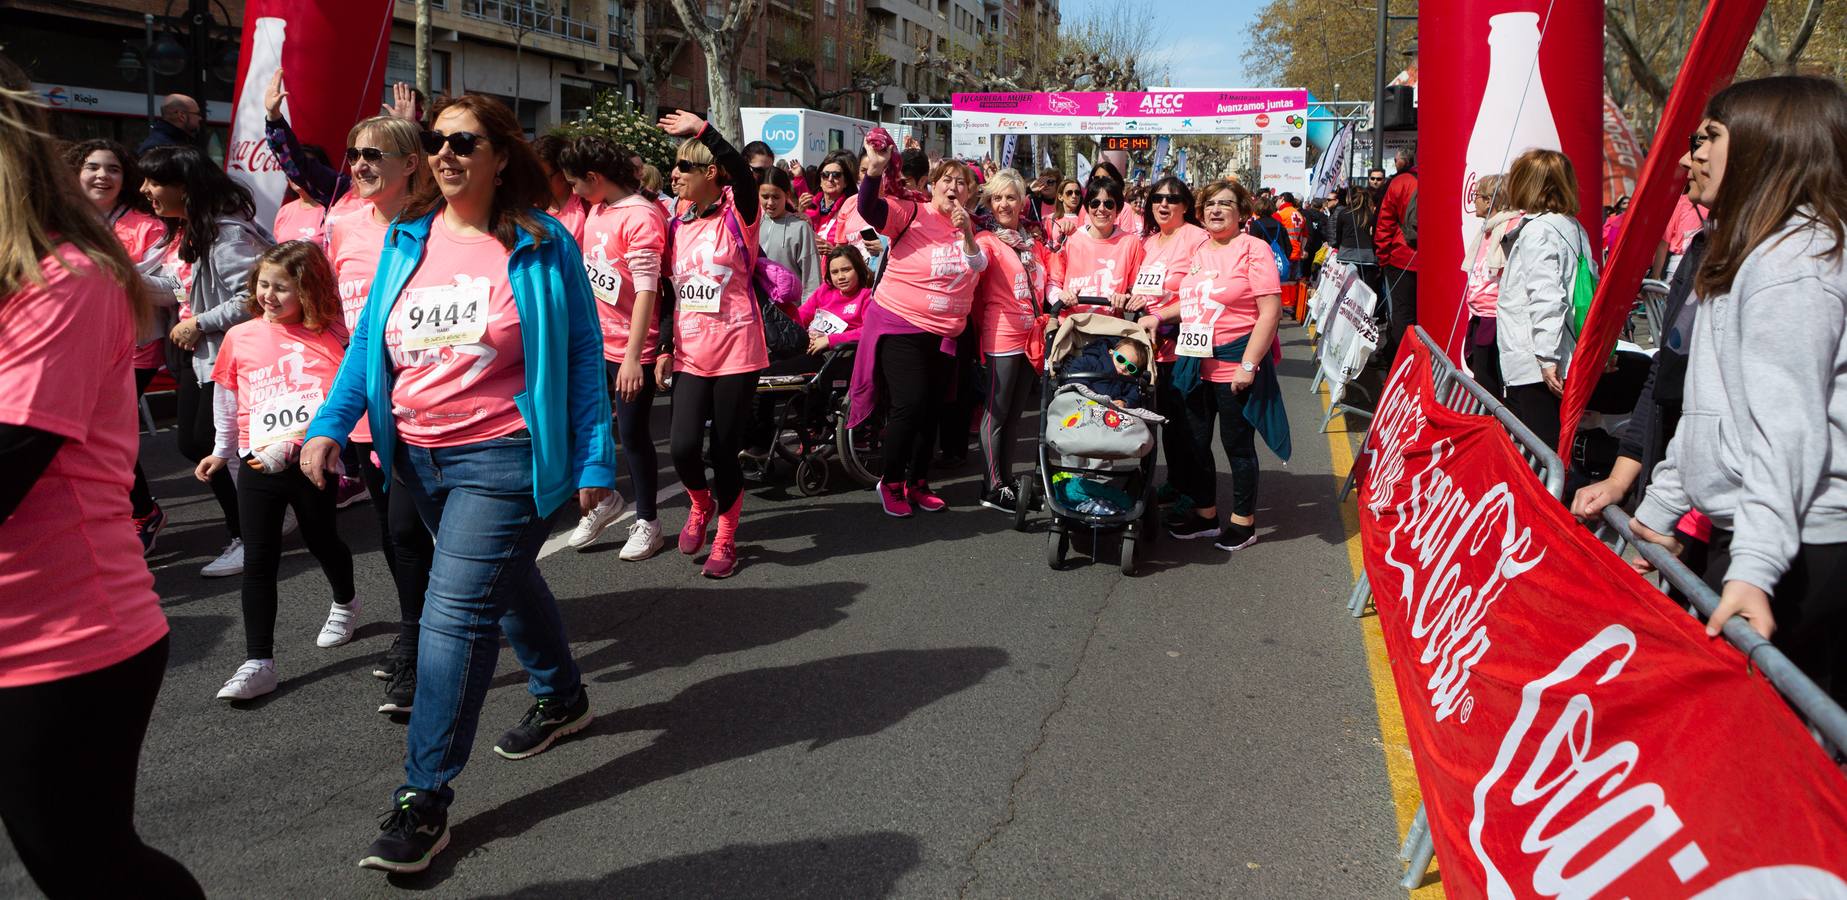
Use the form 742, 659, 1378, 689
167, 345, 238, 539
1503, 382, 1562, 452
1175, 381, 1260, 519
1704, 530, 1847, 706
610, 362, 662, 522
0, 636, 204, 899
670, 371, 759, 513
353, 442, 433, 645
979, 353, 1034, 492
1155, 368, 1204, 501
238, 467, 355, 660
877, 331, 953, 485
131, 367, 158, 517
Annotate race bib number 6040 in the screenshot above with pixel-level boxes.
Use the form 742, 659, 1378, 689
399, 282, 488, 352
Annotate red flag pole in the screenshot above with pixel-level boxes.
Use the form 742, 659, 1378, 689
1555, 0, 1767, 461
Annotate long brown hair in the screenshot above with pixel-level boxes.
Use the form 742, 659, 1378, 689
404, 94, 550, 250
244, 240, 342, 332
0, 54, 148, 331
1696, 75, 1847, 299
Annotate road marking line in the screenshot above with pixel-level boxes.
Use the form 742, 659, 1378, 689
539, 482, 688, 560
1323, 394, 1447, 898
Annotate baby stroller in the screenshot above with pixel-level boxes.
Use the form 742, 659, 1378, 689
1013, 307, 1164, 575
748, 343, 882, 495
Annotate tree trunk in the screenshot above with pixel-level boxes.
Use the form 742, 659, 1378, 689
701, 33, 744, 141
415, 0, 431, 101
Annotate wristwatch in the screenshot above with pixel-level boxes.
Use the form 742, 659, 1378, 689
1239, 361, 1260, 373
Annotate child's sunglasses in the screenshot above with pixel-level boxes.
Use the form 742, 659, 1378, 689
1111, 351, 1142, 375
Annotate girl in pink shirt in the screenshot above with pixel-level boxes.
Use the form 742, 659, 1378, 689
534, 135, 588, 242
970, 169, 1050, 512
558, 135, 671, 561
273, 191, 327, 246
659, 112, 767, 579
197, 242, 357, 702
849, 138, 988, 516
1049, 179, 1145, 309
1046, 178, 1083, 251
797, 245, 872, 350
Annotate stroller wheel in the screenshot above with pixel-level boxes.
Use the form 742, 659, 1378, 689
1120, 533, 1140, 576
1047, 524, 1069, 569
1013, 473, 1035, 533
796, 456, 829, 496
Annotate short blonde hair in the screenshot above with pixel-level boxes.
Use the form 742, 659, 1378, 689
676, 137, 714, 167
982, 167, 1028, 202
640, 163, 663, 193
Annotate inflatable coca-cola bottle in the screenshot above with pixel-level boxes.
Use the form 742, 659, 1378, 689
1460, 12, 1561, 250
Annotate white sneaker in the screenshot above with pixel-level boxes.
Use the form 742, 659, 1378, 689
201, 538, 245, 578
618, 518, 665, 561
281, 508, 298, 538
316, 600, 362, 648
567, 492, 627, 550
216, 659, 278, 700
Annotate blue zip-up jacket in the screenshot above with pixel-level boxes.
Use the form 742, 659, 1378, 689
305, 207, 617, 517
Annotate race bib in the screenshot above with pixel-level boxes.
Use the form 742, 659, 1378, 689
808, 309, 850, 337
1131, 263, 1167, 297
677, 274, 722, 314
1176, 324, 1213, 359
586, 258, 623, 305
398, 282, 488, 352
251, 389, 322, 447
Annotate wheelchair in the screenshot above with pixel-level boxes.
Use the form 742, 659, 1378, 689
744, 342, 883, 495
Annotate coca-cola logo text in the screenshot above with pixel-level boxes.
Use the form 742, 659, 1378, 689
227, 138, 283, 175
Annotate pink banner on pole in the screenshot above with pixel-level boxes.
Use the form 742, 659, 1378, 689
952, 90, 1306, 119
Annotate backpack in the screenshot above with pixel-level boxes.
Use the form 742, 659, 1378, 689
1258, 219, 1293, 281
1503, 214, 1597, 337
1401, 178, 1419, 249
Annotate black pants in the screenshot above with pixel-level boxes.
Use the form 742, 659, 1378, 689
670, 371, 759, 513
938, 328, 981, 459
1381, 264, 1418, 362
1174, 381, 1260, 519
167, 345, 238, 539
1156, 368, 1204, 502
1704, 530, 1847, 706
877, 331, 953, 485
1465, 316, 1504, 399
1503, 383, 1562, 453
608, 362, 661, 521
978, 353, 1035, 493
353, 441, 433, 646
0, 637, 204, 899
131, 367, 158, 517
238, 467, 355, 660
747, 354, 824, 458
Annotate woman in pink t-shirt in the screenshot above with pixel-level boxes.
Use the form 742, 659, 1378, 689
1046, 178, 1083, 251
657, 111, 767, 579
1049, 179, 1145, 310
807, 150, 859, 246
558, 134, 670, 561
534, 135, 588, 242
0, 63, 203, 896
970, 168, 1049, 512
1162, 179, 1284, 553
849, 137, 988, 517
197, 242, 357, 701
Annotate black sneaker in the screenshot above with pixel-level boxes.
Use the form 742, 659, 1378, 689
1214, 522, 1258, 552
979, 484, 1018, 514
378, 664, 415, 714
493, 688, 592, 760
372, 633, 414, 680
1167, 514, 1222, 541
357, 790, 448, 874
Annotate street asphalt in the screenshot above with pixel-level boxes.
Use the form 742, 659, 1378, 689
1, 324, 1411, 899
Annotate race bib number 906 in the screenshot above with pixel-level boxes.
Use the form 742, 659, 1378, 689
251, 390, 323, 447
399, 282, 488, 352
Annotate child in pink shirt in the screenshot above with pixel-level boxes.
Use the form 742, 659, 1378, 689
796, 245, 873, 351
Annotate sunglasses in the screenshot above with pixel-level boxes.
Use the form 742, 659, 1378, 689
1062, 189, 1081, 196
1688, 131, 1710, 155
1087, 199, 1119, 211
1368, 176, 1385, 182
674, 159, 713, 174
344, 146, 404, 164
1111, 351, 1142, 375
1148, 193, 1184, 206
420, 131, 486, 157
820, 170, 846, 180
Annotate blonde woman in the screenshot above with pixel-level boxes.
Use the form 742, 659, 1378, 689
1461, 172, 1520, 395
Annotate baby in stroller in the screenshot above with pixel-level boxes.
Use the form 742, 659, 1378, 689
1038, 315, 1164, 521
1058, 336, 1150, 411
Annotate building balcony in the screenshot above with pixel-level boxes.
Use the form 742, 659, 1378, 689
768, 0, 816, 20
458, 0, 598, 45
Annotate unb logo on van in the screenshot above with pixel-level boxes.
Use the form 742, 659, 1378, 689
762, 114, 800, 155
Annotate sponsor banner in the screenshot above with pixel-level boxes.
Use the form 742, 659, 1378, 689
32, 82, 231, 124
226, 0, 393, 227
1358, 336, 1847, 899
1601, 93, 1643, 207
1308, 123, 1353, 202
953, 90, 1308, 136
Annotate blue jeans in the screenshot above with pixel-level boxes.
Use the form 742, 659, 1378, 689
394, 432, 582, 805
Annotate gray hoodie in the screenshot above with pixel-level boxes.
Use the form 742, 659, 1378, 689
1634, 214, 1847, 592
137, 215, 274, 381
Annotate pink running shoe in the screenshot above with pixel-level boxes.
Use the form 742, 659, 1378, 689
878, 480, 913, 518
702, 497, 742, 579
906, 480, 947, 513
679, 488, 714, 555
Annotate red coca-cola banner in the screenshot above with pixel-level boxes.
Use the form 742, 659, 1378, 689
225, 0, 394, 227
1358, 338, 1847, 898
1418, 0, 1602, 359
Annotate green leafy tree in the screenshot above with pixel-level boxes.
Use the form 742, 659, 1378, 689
550, 90, 681, 172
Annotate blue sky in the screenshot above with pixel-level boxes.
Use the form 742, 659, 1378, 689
1059, 0, 1268, 90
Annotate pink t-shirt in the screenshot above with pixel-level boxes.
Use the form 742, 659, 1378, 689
1139, 223, 1211, 363
112, 208, 166, 263
1116, 206, 1145, 237
327, 206, 390, 443
384, 214, 528, 447
1663, 195, 1703, 256
272, 198, 328, 247
318, 192, 371, 248
1176, 233, 1281, 383
868, 198, 984, 337
795, 284, 870, 347
669, 196, 769, 377
972, 230, 1047, 355
158, 238, 195, 320
212, 318, 347, 451
582, 194, 668, 365
1050, 226, 1145, 300
552, 194, 588, 244
0, 244, 166, 688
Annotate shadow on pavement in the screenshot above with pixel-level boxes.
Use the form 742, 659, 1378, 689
479, 831, 922, 899
398, 647, 1008, 888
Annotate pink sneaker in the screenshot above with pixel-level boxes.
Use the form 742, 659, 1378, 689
906, 480, 947, 513
679, 488, 714, 555
702, 497, 741, 579
878, 480, 913, 518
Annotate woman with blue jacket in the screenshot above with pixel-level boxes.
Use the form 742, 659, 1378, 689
298, 94, 616, 876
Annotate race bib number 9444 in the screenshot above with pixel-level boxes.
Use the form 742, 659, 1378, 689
399, 282, 488, 352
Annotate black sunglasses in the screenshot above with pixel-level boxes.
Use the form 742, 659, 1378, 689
1148, 193, 1184, 205
1688, 131, 1709, 155
674, 159, 713, 174
1087, 198, 1119, 211
1368, 176, 1385, 182
420, 131, 486, 157
344, 146, 404, 164
820, 169, 846, 180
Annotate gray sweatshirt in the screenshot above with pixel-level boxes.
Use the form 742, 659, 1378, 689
1496, 212, 1592, 387
1634, 214, 1847, 592
137, 215, 274, 381
758, 212, 820, 299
